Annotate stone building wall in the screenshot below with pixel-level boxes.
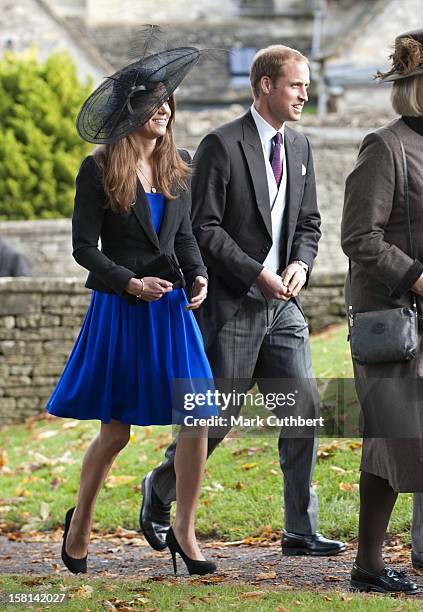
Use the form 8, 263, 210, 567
0, 274, 346, 424
84, 0, 238, 25
69, 18, 313, 105
1, 0, 111, 81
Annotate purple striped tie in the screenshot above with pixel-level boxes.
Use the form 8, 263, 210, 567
270, 132, 283, 187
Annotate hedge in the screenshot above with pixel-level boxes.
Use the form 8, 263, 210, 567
0, 49, 93, 220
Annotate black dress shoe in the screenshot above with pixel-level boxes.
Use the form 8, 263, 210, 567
351, 562, 418, 594
282, 530, 346, 556
140, 471, 171, 551
61, 507, 87, 574
412, 551, 423, 569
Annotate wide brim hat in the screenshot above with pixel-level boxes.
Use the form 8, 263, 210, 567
377, 29, 423, 82
76, 46, 201, 144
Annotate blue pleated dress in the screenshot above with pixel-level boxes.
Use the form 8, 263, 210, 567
47, 193, 217, 426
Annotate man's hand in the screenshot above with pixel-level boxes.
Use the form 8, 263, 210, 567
255, 268, 291, 300
412, 273, 423, 297
186, 276, 208, 310
280, 262, 307, 298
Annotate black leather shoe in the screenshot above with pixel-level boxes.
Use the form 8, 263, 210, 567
140, 471, 171, 551
282, 530, 346, 556
412, 551, 423, 569
61, 507, 87, 574
351, 562, 418, 594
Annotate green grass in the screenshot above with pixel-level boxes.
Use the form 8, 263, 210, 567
0, 323, 413, 542
1, 324, 418, 609
310, 324, 353, 378
0, 575, 422, 611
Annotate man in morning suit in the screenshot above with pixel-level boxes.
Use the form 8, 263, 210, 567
140, 45, 345, 557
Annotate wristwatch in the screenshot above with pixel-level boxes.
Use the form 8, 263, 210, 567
291, 260, 309, 273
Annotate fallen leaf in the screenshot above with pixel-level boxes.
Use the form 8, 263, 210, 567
50, 477, 63, 491
240, 591, 266, 600
203, 481, 224, 492
339, 482, 359, 493
0, 498, 25, 505
37, 430, 58, 439
330, 465, 346, 475
14, 487, 30, 498
0, 449, 8, 468
39, 502, 50, 521
60, 421, 79, 430
317, 441, 339, 459
105, 475, 136, 488
241, 463, 258, 471
255, 571, 277, 580
74, 585, 94, 599
341, 594, 353, 602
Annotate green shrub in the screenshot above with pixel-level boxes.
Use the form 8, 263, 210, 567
0, 49, 93, 220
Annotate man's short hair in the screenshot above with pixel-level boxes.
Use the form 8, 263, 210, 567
250, 45, 309, 98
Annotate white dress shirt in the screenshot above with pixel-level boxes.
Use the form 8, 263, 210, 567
250, 104, 287, 274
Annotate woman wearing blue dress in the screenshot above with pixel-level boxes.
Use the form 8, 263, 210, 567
47, 37, 218, 576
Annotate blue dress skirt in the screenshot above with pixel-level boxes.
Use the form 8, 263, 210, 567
47, 193, 217, 426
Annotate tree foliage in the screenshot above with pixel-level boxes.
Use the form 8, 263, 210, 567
0, 49, 92, 220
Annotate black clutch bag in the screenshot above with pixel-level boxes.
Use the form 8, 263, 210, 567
347, 138, 418, 365
124, 254, 185, 305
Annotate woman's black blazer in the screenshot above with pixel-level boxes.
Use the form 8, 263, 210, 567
72, 151, 207, 295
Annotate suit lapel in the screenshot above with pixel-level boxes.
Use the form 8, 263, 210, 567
131, 180, 160, 250
284, 127, 302, 234
158, 195, 179, 246
240, 111, 272, 240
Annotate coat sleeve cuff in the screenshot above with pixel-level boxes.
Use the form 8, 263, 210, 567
110, 267, 136, 296
186, 267, 208, 286
390, 259, 423, 299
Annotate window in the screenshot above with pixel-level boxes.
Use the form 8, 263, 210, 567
240, 0, 274, 15
229, 47, 256, 88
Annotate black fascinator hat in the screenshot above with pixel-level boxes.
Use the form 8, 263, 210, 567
76, 26, 202, 144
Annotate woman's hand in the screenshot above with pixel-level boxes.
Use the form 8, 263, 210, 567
412, 273, 423, 297
125, 277, 173, 302
186, 276, 208, 310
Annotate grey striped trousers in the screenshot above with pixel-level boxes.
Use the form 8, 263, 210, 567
151, 293, 319, 535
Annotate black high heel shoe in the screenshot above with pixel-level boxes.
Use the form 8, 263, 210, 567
61, 507, 88, 574
166, 527, 216, 576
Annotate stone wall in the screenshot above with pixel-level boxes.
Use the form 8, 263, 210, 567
0, 275, 346, 424
0, 279, 90, 425
0, 220, 84, 279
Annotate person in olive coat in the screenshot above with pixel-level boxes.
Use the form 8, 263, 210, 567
341, 29, 423, 595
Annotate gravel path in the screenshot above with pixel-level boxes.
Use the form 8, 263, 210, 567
1, 532, 423, 596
